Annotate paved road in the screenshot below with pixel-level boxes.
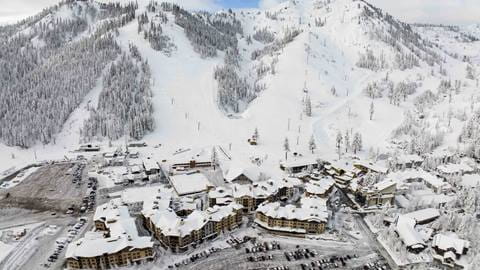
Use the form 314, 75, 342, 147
0, 223, 47, 270
354, 215, 399, 270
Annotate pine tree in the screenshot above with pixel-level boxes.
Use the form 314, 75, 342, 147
352, 132, 363, 154
336, 131, 343, 158
284, 137, 290, 160
369, 101, 375, 120
284, 137, 290, 152
211, 147, 218, 170
344, 131, 350, 153
331, 86, 337, 96
253, 127, 259, 140
305, 95, 312, 117
308, 135, 316, 154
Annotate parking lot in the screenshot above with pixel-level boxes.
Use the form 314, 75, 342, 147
39, 217, 88, 269
164, 233, 390, 270
0, 162, 89, 212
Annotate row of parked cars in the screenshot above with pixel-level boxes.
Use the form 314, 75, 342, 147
43, 218, 87, 268
284, 248, 318, 261
226, 236, 251, 247
81, 177, 98, 213
246, 241, 281, 253
267, 267, 289, 270
356, 260, 389, 270
247, 254, 274, 262
71, 163, 85, 187
299, 254, 357, 270
168, 247, 221, 268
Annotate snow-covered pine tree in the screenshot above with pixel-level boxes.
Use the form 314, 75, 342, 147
304, 95, 312, 117
336, 131, 343, 158
308, 135, 316, 154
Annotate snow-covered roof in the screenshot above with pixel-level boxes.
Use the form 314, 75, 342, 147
432, 234, 470, 255
408, 190, 454, 207
94, 200, 127, 223
395, 215, 425, 248
387, 169, 448, 189
206, 203, 243, 222
396, 154, 423, 164
169, 147, 213, 165
143, 202, 241, 237
67, 201, 153, 259
169, 173, 213, 196
373, 179, 396, 191
403, 208, 440, 224
143, 158, 160, 171
232, 178, 300, 199
208, 187, 233, 199
354, 161, 388, 174
328, 160, 356, 172
121, 185, 173, 210
224, 163, 261, 182
461, 174, 480, 188
305, 178, 335, 195
256, 197, 328, 223
280, 156, 319, 168
437, 163, 474, 174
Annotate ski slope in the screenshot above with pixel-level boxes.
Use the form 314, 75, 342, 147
1, 0, 479, 177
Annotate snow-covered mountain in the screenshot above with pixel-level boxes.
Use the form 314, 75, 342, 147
1, 0, 479, 178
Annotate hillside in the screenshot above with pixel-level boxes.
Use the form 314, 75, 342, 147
0, 0, 479, 179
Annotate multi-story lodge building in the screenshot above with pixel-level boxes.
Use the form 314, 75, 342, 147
254, 197, 329, 237
231, 178, 300, 212
304, 177, 335, 198
357, 179, 397, 208
66, 201, 154, 269
142, 202, 243, 252
432, 233, 470, 268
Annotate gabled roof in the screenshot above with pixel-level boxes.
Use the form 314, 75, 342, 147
395, 215, 425, 248
224, 163, 261, 182
432, 234, 470, 255
256, 197, 329, 223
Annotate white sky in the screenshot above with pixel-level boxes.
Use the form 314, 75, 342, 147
0, 0, 478, 26
0, 0, 60, 24
367, 0, 480, 25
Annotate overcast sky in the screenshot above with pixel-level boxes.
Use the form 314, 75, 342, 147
0, 0, 479, 25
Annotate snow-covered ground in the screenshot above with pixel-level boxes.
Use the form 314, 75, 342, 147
0, 166, 40, 189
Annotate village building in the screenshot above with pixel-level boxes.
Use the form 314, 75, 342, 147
436, 163, 474, 179
118, 186, 172, 215
143, 158, 161, 175
128, 141, 147, 148
304, 178, 335, 198
142, 202, 243, 252
388, 169, 452, 194
325, 161, 359, 188
232, 178, 300, 212
353, 161, 389, 175
395, 208, 440, 253
279, 157, 322, 173
169, 148, 214, 173
168, 173, 214, 196
460, 174, 480, 188
254, 197, 329, 237
357, 179, 397, 208
79, 144, 101, 152
396, 189, 455, 209
393, 154, 423, 169
170, 197, 198, 216
224, 164, 261, 184
66, 201, 154, 269
432, 233, 470, 268
208, 187, 234, 207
